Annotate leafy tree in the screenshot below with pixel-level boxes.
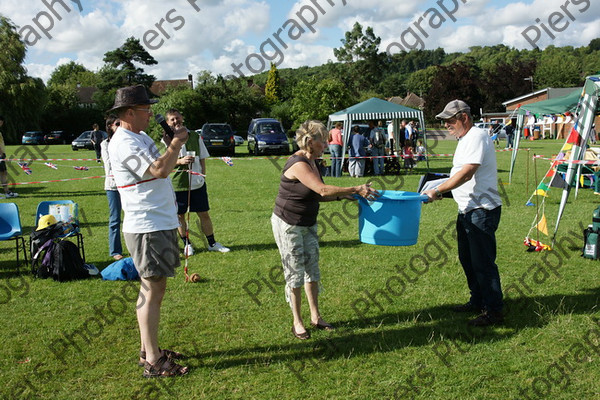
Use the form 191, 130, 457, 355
290, 77, 353, 126
534, 46, 583, 88
588, 38, 600, 52
47, 61, 98, 87
404, 66, 438, 98
424, 63, 484, 121
265, 63, 281, 105
0, 16, 46, 143
334, 22, 380, 63
101, 37, 157, 87
93, 37, 158, 111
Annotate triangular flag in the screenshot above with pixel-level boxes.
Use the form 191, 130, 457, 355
537, 182, 549, 191
536, 214, 549, 236
549, 173, 568, 189
566, 127, 582, 146
562, 143, 573, 152
545, 169, 556, 178
535, 189, 548, 197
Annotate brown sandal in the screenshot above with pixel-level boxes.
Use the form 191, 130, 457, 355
143, 355, 189, 378
139, 348, 186, 367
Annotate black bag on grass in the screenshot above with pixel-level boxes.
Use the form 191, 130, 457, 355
33, 239, 89, 282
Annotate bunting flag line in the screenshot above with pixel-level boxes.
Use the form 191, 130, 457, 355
17, 162, 32, 175
535, 188, 548, 197
221, 156, 234, 166
549, 173, 568, 189
566, 126, 582, 146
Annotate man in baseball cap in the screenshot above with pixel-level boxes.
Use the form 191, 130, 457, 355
107, 85, 190, 377
423, 99, 504, 327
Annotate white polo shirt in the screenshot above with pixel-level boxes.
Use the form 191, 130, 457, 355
108, 127, 178, 233
451, 126, 502, 213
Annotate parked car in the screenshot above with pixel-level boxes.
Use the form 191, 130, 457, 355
45, 130, 70, 144
475, 122, 507, 139
71, 130, 107, 151
199, 123, 235, 156
22, 131, 45, 145
233, 135, 244, 146
247, 118, 289, 155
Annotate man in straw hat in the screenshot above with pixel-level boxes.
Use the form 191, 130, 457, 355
107, 85, 190, 377
422, 100, 504, 327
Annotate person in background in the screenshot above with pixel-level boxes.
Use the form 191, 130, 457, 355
505, 120, 515, 149
90, 123, 104, 163
402, 140, 415, 173
101, 115, 123, 260
415, 139, 426, 162
423, 100, 503, 327
368, 121, 386, 176
0, 116, 18, 199
349, 126, 369, 178
272, 120, 379, 339
387, 120, 396, 155
328, 122, 343, 177
166, 108, 230, 255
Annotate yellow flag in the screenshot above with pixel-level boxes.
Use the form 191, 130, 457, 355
536, 214, 549, 236
535, 189, 548, 197
563, 143, 573, 151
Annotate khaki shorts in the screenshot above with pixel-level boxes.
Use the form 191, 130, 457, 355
124, 229, 180, 279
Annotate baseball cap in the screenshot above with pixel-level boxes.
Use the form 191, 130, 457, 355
436, 100, 471, 120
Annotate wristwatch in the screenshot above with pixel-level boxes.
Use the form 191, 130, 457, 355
434, 188, 443, 200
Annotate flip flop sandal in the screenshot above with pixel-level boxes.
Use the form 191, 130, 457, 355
139, 348, 187, 367
143, 355, 189, 378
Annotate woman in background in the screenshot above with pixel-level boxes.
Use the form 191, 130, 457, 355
101, 115, 123, 260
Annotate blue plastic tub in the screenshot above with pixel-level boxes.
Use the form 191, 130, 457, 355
357, 190, 429, 246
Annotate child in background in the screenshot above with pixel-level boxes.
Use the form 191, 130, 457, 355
403, 140, 415, 173
415, 139, 426, 162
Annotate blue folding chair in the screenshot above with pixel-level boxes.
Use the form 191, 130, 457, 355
35, 200, 85, 263
0, 203, 29, 270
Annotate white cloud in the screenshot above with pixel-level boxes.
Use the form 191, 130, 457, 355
9, 0, 600, 83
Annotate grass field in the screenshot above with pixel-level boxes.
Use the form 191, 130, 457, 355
1, 136, 599, 399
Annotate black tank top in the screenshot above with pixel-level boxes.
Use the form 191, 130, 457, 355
273, 154, 323, 226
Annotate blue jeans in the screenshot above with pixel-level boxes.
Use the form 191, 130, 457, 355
371, 147, 385, 175
106, 190, 123, 256
329, 144, 342, 177
456, 206, 502, 313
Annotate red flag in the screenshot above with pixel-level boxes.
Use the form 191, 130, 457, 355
566, 127, 581, 146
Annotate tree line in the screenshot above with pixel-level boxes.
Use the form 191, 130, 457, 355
1, 16, 598, 144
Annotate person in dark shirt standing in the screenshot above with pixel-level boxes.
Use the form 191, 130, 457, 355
90, 123, 104, 163
271, 120, 378, 340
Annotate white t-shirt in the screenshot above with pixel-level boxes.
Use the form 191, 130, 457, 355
100, 139, 116, 191
451, 126, 502, 213
108, 127, 178, 233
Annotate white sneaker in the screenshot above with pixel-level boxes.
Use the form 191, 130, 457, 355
184, 243, 194, 256
208, 242, 230, 253
5, 191, 18, 198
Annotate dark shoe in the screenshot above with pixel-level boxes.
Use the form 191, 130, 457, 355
139, 348, 187, 367
310, 321, 335, 331
452, 302, 482, 313
143, 355, 189, 378
468, 311, 504, 327
292, 326, 310, 340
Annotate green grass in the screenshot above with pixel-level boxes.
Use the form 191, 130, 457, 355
1, 137, 600, 399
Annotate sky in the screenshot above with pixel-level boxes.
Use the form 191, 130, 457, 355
3, 0, 600, 84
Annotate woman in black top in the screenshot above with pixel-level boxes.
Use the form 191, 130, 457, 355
271, 120, 378, 339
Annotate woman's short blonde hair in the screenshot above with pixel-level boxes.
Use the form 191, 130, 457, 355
295, 120, 328, 151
